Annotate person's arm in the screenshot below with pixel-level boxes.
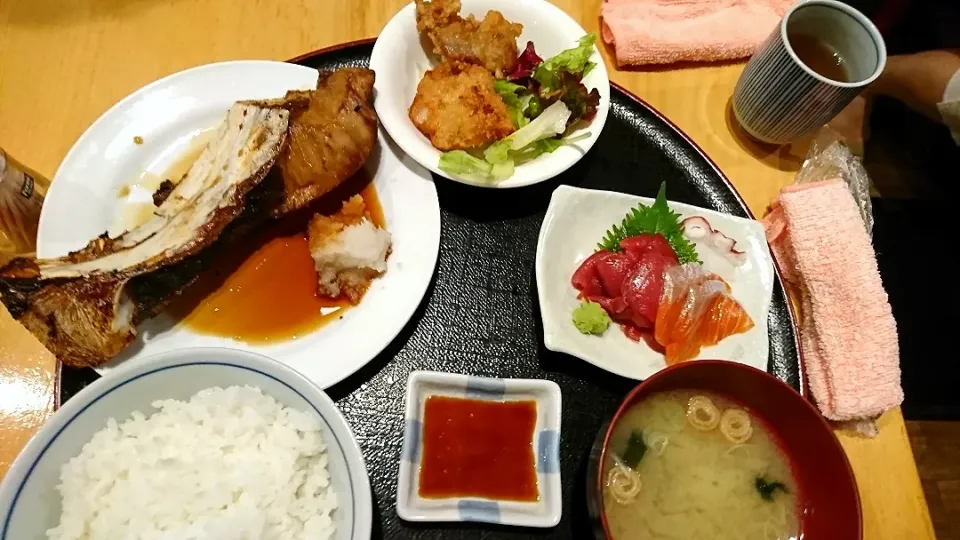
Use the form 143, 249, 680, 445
868, 49, 960, 122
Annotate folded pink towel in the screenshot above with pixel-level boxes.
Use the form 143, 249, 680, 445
601, 0, 795, 67
762, 179, 902, 422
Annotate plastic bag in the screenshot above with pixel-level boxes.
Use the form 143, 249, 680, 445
794, 128, 873, 235
0, 147, 48, 255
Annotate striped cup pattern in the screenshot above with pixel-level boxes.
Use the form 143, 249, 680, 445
732, 1, 885, 145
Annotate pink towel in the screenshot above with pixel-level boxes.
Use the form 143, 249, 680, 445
762, 179, 902, 422
601, 0, 795, 67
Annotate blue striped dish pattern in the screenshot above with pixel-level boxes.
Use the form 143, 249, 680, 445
733, 28, 864, 144
398, 373, 562, 526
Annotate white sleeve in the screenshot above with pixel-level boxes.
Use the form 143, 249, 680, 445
938, 68, 960, 144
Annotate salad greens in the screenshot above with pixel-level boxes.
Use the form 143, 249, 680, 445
440, 101, 575, 181
531, 34, 597, 92
507, 33, 600, 129
438, 151, 514, 183
494, 80, 540, 128
597, 182, 701, 265
438, 34, 601, 182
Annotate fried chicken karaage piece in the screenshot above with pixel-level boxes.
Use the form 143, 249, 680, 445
409, 62, 516, 151
415, 0, 523, 78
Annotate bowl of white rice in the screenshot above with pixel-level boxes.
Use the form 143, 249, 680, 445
0, 347, 372, 540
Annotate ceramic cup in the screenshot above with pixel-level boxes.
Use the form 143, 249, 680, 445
732, 0, 886, 145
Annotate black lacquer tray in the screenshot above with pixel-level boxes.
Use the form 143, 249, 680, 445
61, 39, 801, 539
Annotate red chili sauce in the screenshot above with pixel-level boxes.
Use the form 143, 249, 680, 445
418, 396, 539, 502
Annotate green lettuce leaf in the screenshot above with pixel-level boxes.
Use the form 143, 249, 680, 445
506, 100, 571, 150
438, 150, 493, 182
510, 138, 566, 163
483, 139, 513, 164
532, 34, 597, 92
441, 103, 587, 183
494, 79, 525, 97
494, 79, 542, 128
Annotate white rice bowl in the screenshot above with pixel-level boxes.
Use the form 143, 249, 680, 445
0, 348, 371, 540
48, 386, 337, 540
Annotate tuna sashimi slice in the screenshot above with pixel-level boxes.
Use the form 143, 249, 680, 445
571, 250, 610, 297
588, 295, 633, 323
620, 234, 678, 262
621, 252, 677, 329
594, 251, 639, 297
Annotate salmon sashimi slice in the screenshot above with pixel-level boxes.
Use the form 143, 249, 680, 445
654, 265, 723, 346
665, 341, 701, 366
697, 294, 755, 347
659, 280, 726, 360
656, 263, 754, 365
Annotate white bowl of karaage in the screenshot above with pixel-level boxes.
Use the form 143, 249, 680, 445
370, 0, 610, 189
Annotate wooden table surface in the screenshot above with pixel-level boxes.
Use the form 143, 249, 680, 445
0, 0, 936, 538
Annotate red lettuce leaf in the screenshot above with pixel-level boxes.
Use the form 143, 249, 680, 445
507, 41, 544, 81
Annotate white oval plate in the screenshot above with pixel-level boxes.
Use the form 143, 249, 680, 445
370, 0, 610, 189
38, 61, 441, 389
535, 185, 774, 381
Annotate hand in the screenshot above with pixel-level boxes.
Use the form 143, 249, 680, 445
829, 95, 870, 156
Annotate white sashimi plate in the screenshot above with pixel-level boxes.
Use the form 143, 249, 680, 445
38, 61, 441, 389
535, 185, 774, 381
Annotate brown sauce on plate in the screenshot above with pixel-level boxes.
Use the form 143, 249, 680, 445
113, 129, 214, 235
419, 396, 539, 502
171, 178, 385, 343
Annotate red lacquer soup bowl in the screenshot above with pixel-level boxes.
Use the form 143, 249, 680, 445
587, 360, 861, 539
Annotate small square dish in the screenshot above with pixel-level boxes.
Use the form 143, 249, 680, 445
397, 371, 562, 527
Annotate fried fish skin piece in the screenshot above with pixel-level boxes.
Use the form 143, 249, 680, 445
408, 62, 516, 151
415, 0, 522, 77
276, 68, 378, 216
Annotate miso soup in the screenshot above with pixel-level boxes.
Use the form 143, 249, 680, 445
602, 390, 801, 540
